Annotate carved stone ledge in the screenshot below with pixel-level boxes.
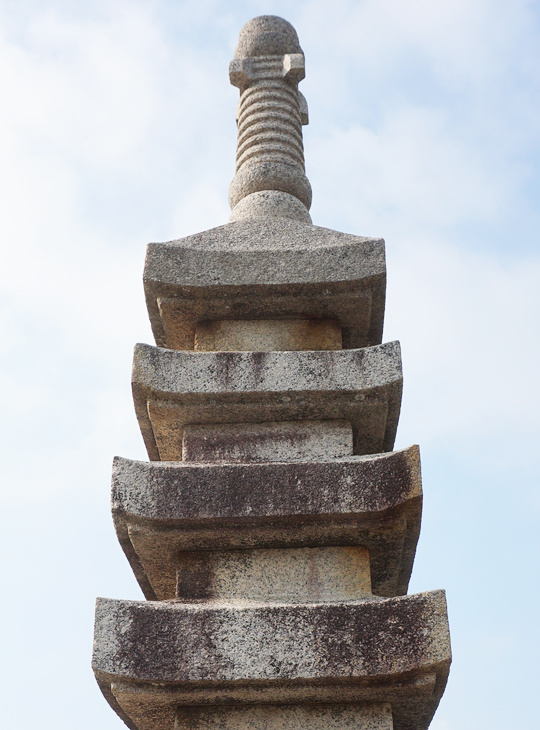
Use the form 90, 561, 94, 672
111, 446, 422, 601
93, 590, 451, 730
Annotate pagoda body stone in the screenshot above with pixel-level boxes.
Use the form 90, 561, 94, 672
92, 15, 451, 730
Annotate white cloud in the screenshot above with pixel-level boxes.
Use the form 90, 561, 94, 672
386, 236, 540, 461
300, 0, 540, 82
429, 720, 454, 730
309, 107, 512, 233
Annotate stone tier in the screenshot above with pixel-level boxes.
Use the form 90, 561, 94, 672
132, 341, 402, 461
143, 217, 385, 350
92, 591, 451, 730
111, 447, 422, 601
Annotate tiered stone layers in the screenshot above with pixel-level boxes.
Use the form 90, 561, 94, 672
92, 15, 451, 730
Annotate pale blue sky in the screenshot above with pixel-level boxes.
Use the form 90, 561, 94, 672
1, 1, 539, 728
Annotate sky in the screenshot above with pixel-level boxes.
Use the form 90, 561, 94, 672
0, 0, 539, 728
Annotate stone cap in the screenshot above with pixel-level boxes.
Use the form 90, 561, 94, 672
93, 590, 451, 730
131, 342, 402, 460
143, 218, 386, 350
233, 16, 303, 58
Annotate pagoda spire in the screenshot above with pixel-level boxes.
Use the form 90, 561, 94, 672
228, 16, 312, 222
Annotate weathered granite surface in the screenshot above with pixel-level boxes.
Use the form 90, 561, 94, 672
173, 702, 394, 729
143, 217, 385, 350
132, 342, 402, 460
228, 190, 312, 223
193, 317, 343, 351
234, 15, 303, 58
93, 590, 450, 730
173, 545, 373, 604
182, 420, 353, 462
111, 446, 422, 600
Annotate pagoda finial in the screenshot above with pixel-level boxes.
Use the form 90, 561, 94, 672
228, 16, 312, 223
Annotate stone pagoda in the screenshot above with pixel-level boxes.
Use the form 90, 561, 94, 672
92, 15, 451, 730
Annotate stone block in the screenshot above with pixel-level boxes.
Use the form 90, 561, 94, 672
175, 701, 393, 729
175, 546, 371, 603
182, 420, 353, 463
132, 342, 402, 461
92, 590, 451, 730
194, 317, 343, 351
111, 446, 421, 600
143, 217, 385, 350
